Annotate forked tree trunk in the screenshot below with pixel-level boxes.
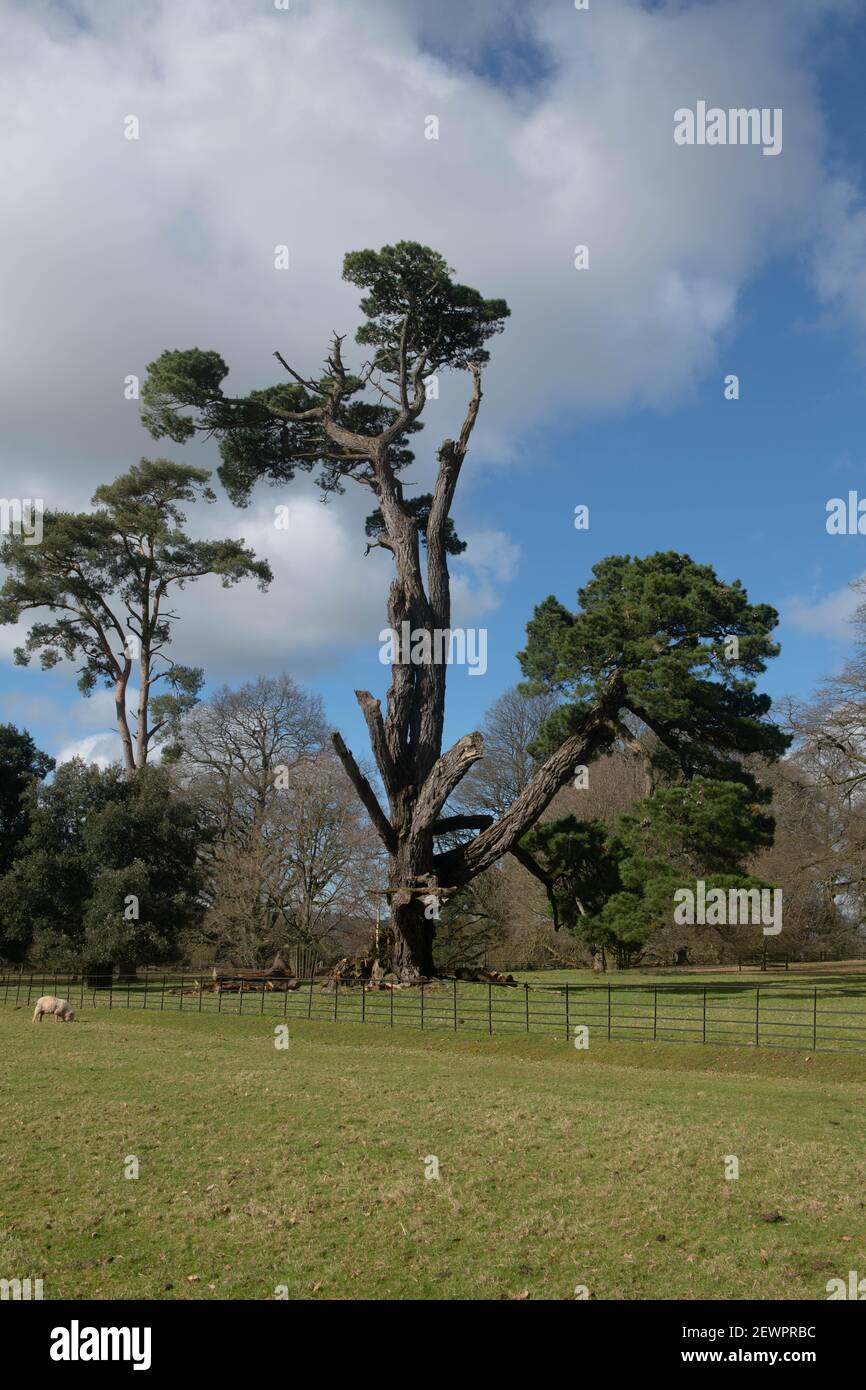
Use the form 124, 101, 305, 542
311, 345, 624, 979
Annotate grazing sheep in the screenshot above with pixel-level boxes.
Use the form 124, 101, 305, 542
32, 995, 75, 1023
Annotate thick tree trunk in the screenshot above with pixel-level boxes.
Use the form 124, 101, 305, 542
391, 897, 435, 979
323, 364, 623, 980
386, 817, 438, 978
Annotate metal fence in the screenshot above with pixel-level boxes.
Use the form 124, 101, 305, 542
4, 970, 866, 1053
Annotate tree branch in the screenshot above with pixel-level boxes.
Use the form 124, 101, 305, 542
508, 841, 562, 931
433, 814, 494, 834
410, 731, 484, 838
331, 729, 397, 855
447, 674, 624, 885
354, 690, 399, 803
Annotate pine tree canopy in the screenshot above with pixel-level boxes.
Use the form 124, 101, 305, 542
518, 551, 790, 784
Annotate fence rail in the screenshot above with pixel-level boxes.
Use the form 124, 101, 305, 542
4, 971, 866, 1053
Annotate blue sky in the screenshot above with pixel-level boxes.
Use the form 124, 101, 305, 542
3, 0, 866, 769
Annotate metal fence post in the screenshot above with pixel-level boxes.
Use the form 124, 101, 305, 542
108, 974, 113, 1010
607, 985, 611, 1040
260, 983, 266, 1015
179, 975, 184, 1011
361, 982, 366, 1024
237, 981, 242, 1015
525, 983, 530, 1033
755, 986, 760, 1046
702, 985, 707, 1044
161, 975, 166, 1011
390, 983, 394, 1028
308, 975, 314, 1019
334, 981, 338, 1022
453, 978, 458, 1032
27, 972, 34, 1005
488, 982, 492, 1035
143, 973, 149, 1011
653, 986, 657, 1041
420, 981, 425, 1030
812, 986, 817, 1051
565, 982, 570, 1037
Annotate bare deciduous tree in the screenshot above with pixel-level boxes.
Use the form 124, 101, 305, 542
178, 677, 380, 965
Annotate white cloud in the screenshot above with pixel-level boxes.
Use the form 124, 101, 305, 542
784, 574, 864, 641
171, 495, 389, 676
54, 732, 122, 771
451, 530, 521, 622
2, 0, 866, 743
0, 0, 855, 492
813, 176, 866, 333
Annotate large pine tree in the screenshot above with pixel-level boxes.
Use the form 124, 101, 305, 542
139, 244, 788, 978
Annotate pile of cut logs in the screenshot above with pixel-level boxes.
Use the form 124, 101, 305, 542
322, 956, 519, 991
452, 966, 519, 987
209, 959, 302, 993
168, 954, 304, 995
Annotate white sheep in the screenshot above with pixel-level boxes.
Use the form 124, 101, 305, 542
31, 995, 76, 1023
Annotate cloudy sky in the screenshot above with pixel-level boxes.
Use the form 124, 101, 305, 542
3, 0, 866, 767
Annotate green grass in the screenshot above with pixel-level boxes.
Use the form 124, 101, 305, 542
2, 1005, 866, 1300
517, 960, 866, 987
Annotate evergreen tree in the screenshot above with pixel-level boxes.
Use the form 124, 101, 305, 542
0, 460, 272, 772
0, 760, 205, 973
0, 724, 54, 876
524, 779, 777, 967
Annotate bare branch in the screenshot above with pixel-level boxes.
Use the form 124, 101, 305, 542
433, 814, 494, 834
448, 674, 624, 885
508, 841, 562, 931
411, 731, 485, 837
331, 729, 397, 855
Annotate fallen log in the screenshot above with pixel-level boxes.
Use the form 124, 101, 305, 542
452, 967, 518, 987
210, 953, 296, 986
322, 955, 375, 991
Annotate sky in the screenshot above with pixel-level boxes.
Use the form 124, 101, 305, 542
3, 0, 866, 769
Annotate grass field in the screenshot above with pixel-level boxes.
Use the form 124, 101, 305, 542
2, 1003, 865, 1300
